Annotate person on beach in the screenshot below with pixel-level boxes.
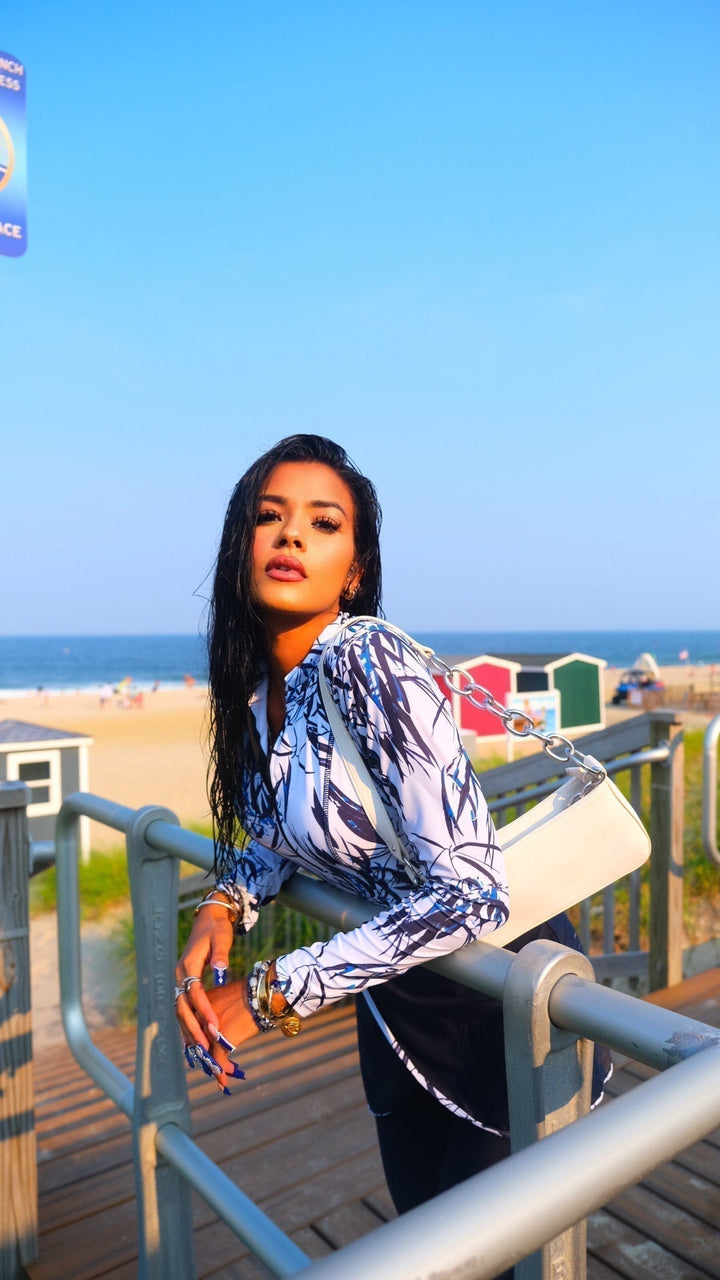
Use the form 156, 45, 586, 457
174, 434, 609, 1227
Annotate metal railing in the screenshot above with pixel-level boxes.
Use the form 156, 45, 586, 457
49, 787, 720, 1280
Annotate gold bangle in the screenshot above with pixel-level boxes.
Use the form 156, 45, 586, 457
257, 962, 302, 1037
193, 895, 239, 925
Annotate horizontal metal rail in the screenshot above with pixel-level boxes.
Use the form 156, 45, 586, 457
703, 713, 720, 866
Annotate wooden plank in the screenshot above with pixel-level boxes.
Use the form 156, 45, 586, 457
195, 1074, 368, 1167
26, 1196, 144, 1280
588, 1208, 710, 1279
206, 1103, 378, 1204
190, 1146, 387, 1276
604, 1181, 720, 1278
586, 1256, 631, 1280
38, 1129, 134, 1196
643, 966, 720, 1013
363, 1186, 396, 1222
36, 1150, 136, 1235
640, 1159, 720, 1229
313, 1200, 386, 1249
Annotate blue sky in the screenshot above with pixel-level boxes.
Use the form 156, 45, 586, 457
2, 2, 718, 635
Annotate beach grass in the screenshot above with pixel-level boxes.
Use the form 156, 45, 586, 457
29, 819, 216, 920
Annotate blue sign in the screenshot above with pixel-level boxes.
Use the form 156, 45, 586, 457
0, 50, 27, 257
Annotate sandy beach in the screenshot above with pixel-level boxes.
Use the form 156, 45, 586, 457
3, 685, 212, 849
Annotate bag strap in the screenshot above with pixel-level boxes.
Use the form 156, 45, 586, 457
317, 669, 425, 887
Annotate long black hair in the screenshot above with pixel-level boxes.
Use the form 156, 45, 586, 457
208, 434, 383, 879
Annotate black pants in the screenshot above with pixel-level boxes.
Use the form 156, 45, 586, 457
374, 1071, 514, 1280
375, 1069, 511, 1212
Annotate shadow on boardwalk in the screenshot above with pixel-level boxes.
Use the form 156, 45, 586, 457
27, 972, 720, 1280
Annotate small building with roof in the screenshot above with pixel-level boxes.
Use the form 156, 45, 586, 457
0, 719, 93, 855
437, 651, 606, 746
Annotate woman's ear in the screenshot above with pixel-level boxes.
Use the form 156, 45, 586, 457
343, 564, 362, 604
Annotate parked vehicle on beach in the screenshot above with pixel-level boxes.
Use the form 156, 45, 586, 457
611, 652, 664, 705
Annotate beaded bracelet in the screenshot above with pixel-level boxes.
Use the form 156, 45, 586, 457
247, 961, 275, 1033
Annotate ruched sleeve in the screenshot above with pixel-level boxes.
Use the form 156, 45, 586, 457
216, 839, 295, 934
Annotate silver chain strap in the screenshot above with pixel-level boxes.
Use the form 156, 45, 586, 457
422, 649, 606, 784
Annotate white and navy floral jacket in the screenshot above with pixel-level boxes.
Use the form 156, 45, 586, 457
219, 615, 509, 1018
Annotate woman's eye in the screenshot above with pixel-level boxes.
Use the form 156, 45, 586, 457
313, 516, 341, 532
256, 509, 280, 525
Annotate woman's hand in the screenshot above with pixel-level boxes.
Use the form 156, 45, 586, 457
175, 902, 235, 1053
202, 981, 261, 1087
178, 975, 260, 1092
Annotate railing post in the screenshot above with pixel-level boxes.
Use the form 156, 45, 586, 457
0, 782, 38, 1280
503, 939, 595, 1280
648, 712, 684, 991
126, 806, 196, 1280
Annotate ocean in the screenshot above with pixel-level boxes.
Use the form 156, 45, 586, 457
0, 629, 718, 698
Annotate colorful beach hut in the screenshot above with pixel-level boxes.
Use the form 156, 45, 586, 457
0, 719, 93, 856
499, 652, 606, 735
437, 651, 606, 745
435, 655, 522, 741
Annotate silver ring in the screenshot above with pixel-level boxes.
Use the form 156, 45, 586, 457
183, 976, 201, 992
173, 985, 185, 1003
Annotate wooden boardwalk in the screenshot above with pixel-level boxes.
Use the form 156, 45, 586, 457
26, 971, 720, 1280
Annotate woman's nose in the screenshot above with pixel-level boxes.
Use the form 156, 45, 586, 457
277, 523, 304, 549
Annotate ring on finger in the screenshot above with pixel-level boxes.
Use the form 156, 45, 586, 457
173, 985, 185, 1003
183, 976, 201, 993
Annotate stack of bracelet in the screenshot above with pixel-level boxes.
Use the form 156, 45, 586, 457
193, 891, 239, 926
247, 960, 302, 1038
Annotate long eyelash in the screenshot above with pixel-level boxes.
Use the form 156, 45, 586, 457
255, 510, 340, 531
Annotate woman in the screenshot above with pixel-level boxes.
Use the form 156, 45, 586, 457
175, 433, 609, 1218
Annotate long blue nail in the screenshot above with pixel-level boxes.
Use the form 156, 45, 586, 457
213, 966, 228, 986
222, 1086, 232, 1096
194, 1045, 222, 1076
228, 1063, 246, 1079
184, 1046, 196, 1070
215, 1032, 235, 1053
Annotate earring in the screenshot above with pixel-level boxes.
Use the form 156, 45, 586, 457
344, 583, 359, 602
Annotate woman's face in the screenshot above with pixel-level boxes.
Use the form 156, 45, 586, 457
250, 461, 359, 628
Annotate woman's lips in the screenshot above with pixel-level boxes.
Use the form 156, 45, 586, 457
266, 556, 306, 582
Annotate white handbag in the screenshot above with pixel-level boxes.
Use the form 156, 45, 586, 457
319, 617, 650, 947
